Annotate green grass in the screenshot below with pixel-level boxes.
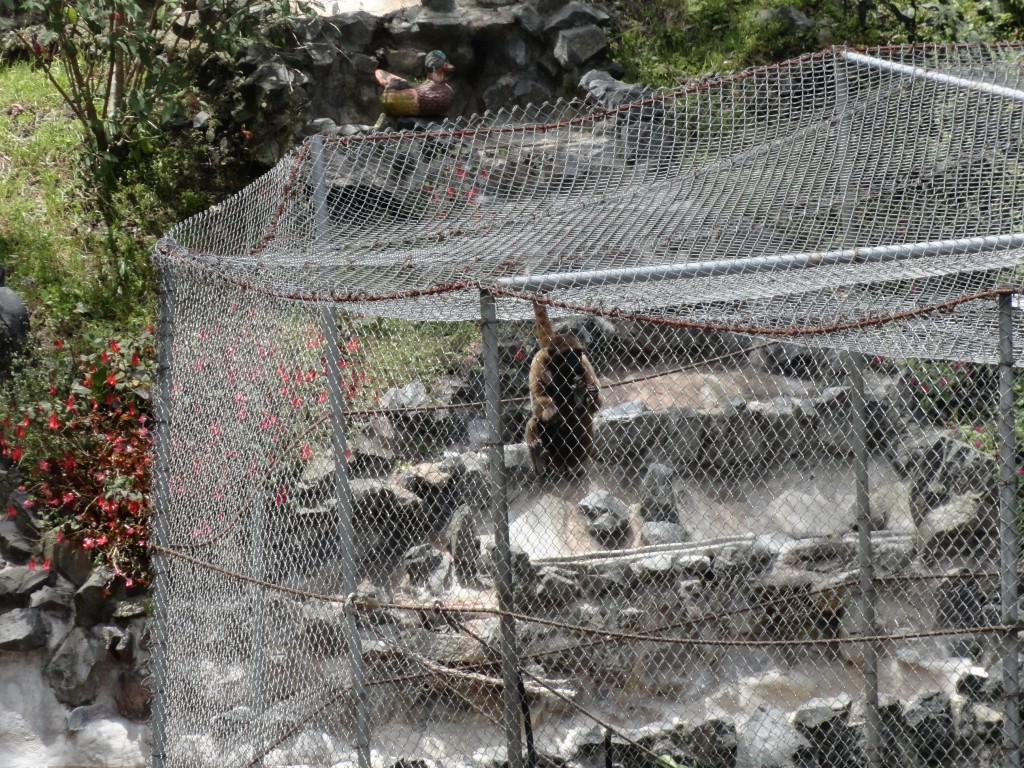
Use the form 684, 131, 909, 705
0, 62, 101, 327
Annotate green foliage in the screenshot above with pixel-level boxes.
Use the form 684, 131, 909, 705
609, 0, 1024, 86
0, 0, 305, 247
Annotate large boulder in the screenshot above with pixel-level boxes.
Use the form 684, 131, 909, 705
0, 286, 29, 373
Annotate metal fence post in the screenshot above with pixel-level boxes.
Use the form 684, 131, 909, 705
480, 289, 525, 768
998, 288, 1021, 768
321, 303, 372, 768
313, 132, 371, 768
849, 354, 881, 768
149, 268, 176, 768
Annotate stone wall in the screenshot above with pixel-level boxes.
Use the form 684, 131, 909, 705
0, 469, 151, 767
243, 0, 621, 162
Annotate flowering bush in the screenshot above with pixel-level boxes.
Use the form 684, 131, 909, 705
1, 330, 154, 588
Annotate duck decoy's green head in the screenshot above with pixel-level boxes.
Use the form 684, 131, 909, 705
424, 50, 454, 76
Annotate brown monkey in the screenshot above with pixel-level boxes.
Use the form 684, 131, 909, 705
524, 302, 601, 478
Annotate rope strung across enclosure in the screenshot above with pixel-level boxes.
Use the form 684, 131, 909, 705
150, 543, 1016, 648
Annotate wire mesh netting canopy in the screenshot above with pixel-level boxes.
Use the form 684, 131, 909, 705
157, 43, 1024, 362
152, 44, 1024, 768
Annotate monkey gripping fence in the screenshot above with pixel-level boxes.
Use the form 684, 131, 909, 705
152, 44, 1024, 768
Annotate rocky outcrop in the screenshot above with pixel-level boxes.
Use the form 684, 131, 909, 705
0, 468, 151, 767
225, 0, 621, 163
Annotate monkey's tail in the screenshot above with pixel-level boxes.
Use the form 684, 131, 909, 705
533, 300, 554, 347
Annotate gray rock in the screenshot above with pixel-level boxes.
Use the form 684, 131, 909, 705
403, 544, 452, 595
587, 509, 632, 548
741, 704, 811, 768
0, 563, 51, 607
444, 504, 480, 583
768, 488, 885, 538
849, 694, 905, 765
918, 492, 992, 561
639, 463, 678, 523
95, 623, 133, 662
41, 527, 93, 586
0, 286, 29, 371
578, 489, 630, 521
114, 669, 152, 721
534, 565, 582, 607
754, 5, 814, 32
552, 25, 609, 68
45, 626, 100, 705
67, 703, 106, 732
935, 567, 990, 629
791, 695, 856, 768
480, 539, 535, 594
544, 2, 611, 34
678, 718, 738, 768
0, 606, 47, 650
30, 580, 75, 615
628, 552, 678, 585
904, 690, 956, 765
893, 429, 996, 526
593, 400, 656, 466
421, 0, 457, 11
970, 702, 1003, 744
112, 596, 148, 620
395, 461, 459, 535
639, 520, 689, 546
481, 74, 554, 113
349, 479, 424, 582
74, 566, 116, 626
0, 516, 36, 563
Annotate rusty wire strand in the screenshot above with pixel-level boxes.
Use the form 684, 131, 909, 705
151, 543, 1013, 648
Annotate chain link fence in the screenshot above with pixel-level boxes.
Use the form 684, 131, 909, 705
151, 44, 1024, 768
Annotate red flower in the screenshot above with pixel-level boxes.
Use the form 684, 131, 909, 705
300, 443, 313, 461
110, 339, 120, 353
131, 351, 140, 366
274, 487, 288, 505
106, 371, 117, 386
55, 338, 64, 349
6, 505, 14, 517
48, 413, 59, 430
11, 446, 22, 461
28, 557, 35, 570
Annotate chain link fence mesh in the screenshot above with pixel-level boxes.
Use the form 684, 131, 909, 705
152, 44, 1024, 768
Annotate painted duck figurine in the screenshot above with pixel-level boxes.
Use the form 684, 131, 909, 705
375, 50, 455, 118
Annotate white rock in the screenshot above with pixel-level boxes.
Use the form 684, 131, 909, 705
68, 717, 150, 768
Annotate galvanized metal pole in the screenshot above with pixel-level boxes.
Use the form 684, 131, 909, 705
843, 50, 1024, 103
480, 288, 525, 768
998, 289, 1021, 768
498, 233, 1024, 293
313, 134, 372, 768
322, 303, 372, 768
149, 269, 176, 768
849, 354, 881, 768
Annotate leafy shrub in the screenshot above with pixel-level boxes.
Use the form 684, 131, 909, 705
1, 329, 154, 587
